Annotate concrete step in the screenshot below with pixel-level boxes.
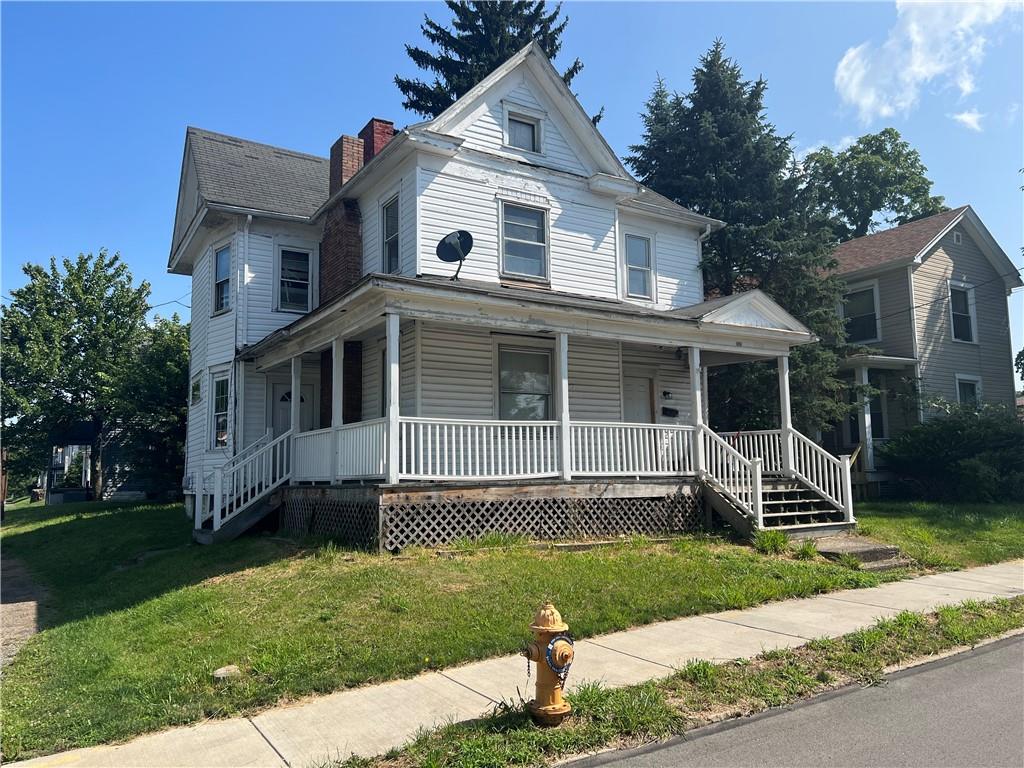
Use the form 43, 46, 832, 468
814, 535, 904, 564
860, 556, 915, 572
772, 521, 857, 539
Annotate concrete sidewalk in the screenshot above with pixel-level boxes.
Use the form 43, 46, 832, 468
14, 561, 1024, 768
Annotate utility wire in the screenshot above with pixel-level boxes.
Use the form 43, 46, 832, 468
863, 264, 1024, 324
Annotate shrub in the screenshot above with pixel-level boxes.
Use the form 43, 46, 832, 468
878, 404, 1024, 502
836, 552, 862, 570
753, 529, 789, 555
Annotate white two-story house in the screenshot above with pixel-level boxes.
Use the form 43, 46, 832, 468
169, 43, 855, 548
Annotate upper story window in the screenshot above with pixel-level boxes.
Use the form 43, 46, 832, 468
842, 282, 880, 344
382, 195, 400, 273
212, 375, 229, 449
955, 374, 981, 406
498, 346, 551, 420
501, 202, 548, 280
279, 248, 312, 312
213, 245, 231, 314
949, 282, 976, 343
625, 234, 654, 300
952, 231, 963, 245
508, 116, 538, 152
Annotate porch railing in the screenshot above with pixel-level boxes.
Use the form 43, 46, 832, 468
571, 422, 695, 476
338, 418, 387, 479
718, 430, 784, 474
293, 427, 335, 482
199, 429, 292, 531
699, 425, 763, 526
398, 417, 560, 481
790, 429, 854, 522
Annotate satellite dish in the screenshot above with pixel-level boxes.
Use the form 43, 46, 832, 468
436, 230, 474, 280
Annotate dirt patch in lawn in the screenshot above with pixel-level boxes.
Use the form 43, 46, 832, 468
1, 558, 47, 666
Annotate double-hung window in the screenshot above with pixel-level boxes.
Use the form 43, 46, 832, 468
842, 284, 880, 344
212, 376, 229, 449
382, 196, 400, 273
501, 203, 547, 280
213, 245, 231, 313
279, 248, 312, 312
625, 234, 653, 299
507, 116, 539, 152
949, 282, 975, 342
956, 375, 981, 406
498, 347, 552, 420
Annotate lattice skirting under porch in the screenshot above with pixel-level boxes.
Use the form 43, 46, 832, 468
281, 488, 379, 550
380, 489, 702, 552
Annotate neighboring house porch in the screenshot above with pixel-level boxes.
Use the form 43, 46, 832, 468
190, 276, 855, 547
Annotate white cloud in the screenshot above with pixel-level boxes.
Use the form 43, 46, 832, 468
835, 1, 1015, 124
951, 109, 985, 131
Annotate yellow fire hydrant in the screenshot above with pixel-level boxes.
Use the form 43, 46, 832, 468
523, 602, 575, 725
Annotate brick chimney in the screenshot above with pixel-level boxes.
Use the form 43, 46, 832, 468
329, 134, 364, 196
358, 118, 394, 165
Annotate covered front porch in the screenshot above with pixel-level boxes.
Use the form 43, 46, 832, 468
198, 276, 854, 539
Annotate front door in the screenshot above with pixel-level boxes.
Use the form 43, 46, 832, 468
272, 383, 314, 437
623, 375, 654, 423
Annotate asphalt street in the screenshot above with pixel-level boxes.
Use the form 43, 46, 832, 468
574, 634, 1024, 768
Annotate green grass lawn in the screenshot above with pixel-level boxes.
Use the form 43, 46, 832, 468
857, 501, 1024, 568
0, 500, 888, 760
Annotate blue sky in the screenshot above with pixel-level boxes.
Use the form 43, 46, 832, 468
3, 1, 1021, 385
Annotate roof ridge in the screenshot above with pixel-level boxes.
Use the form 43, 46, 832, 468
841, 205, 968, 244
187, 125, 328, 163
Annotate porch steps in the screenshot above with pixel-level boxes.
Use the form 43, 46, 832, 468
193, 490, 282, 545
814, 535, 913, 572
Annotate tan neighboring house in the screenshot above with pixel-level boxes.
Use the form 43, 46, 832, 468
825, 206, 1022, 480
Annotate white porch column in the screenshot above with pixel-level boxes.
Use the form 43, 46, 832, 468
777, 356, 794, 474
855, 365, 875, 472
385, 313, 401, 484
331, 338, 344, 428
555, 332, 572, 480
688, 346, 705, 473
289, 355, 302, 434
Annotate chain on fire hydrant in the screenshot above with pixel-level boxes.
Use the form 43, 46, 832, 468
523, 602, 575, 725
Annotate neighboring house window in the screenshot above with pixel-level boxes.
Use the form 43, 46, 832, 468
382, 196, 400, 273
213, 245, 231, 313
190, 375, 201, 406
955, 374, 981, 406
842, 283, 880, 343
501, 203, 547, 279
625, 234, 653, 299
279, 248, 312, 312
212, 376, 229, 448
953, 231, 963, 245
949, 282, 976, 343
507, 116, 538, 152
498, 347, 551, 420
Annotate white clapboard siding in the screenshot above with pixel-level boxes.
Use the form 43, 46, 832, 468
241, 362, 267, 448
419, 322, 495, 419
621, 343, 692, 425
362, 323, 417, 420
360, 164, 418, 278
455, 73, 590, 177
568, 337, 622, 421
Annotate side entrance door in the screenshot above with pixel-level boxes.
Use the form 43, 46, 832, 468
623, 375, 655, 423
272, 383, 315, 437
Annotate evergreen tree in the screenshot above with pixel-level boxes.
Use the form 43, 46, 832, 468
396, 1, 582, 119
803, 128, 946, 240
627, 40, 850, 433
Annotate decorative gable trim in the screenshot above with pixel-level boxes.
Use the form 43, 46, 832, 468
699, 291, 810, 334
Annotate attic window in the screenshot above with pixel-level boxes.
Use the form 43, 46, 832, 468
953, 231, 963, 245
508, 116, 538, 152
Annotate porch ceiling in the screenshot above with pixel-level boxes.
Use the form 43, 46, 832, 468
241, 274, 816, 371
840, 353, 918, 371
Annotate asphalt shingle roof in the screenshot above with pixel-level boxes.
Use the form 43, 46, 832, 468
832, 206, 968, 275
187, 127, 329, 218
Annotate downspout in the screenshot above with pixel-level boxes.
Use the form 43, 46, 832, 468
232, 214, 252, 457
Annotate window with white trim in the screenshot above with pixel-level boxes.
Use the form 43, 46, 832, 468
955, 375, 981, 406
498, 346, 552, 420
507, 115, 539, 152
212, 375, 229, 448
949, 282, 976, 342
501, 202, 548, 280
842, 283, 880, 343
953, 231, 963, 245
278, 248, 312, 312
382, 195, 400, 274
625, 234, 653, 299
190, 375, 201, 406
213, 245, 231, 313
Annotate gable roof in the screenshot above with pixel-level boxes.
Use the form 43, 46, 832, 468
832, 206, 968, 276
187, 126, 329, 218
832, 205, 1022, 292
671, 289, 811, 335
